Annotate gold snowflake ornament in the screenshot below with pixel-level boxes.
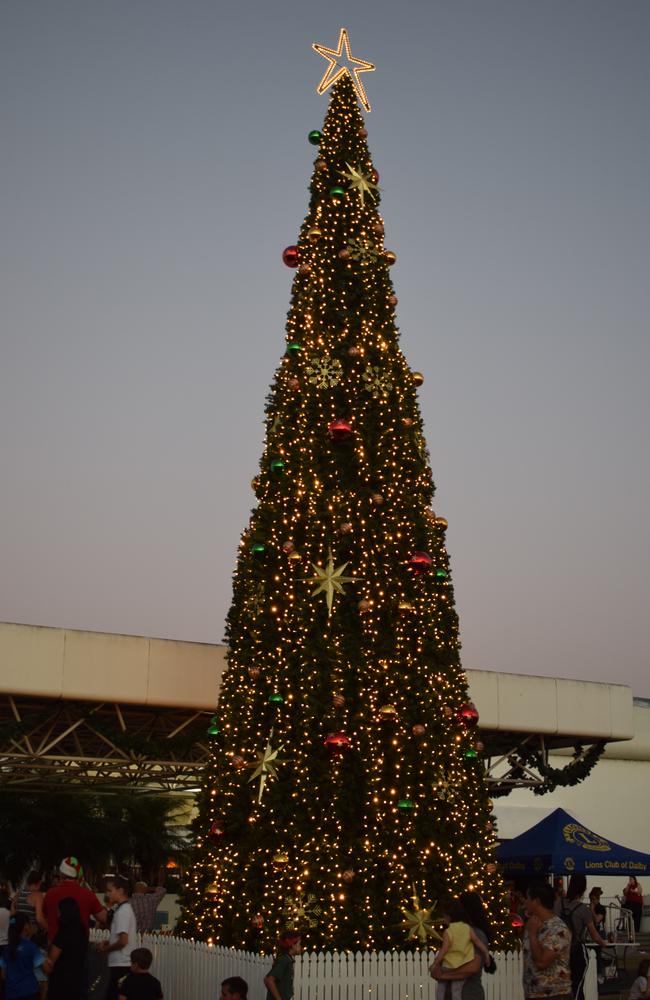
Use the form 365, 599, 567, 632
347, 238, 379, 263
362, 364, 393, 398
282, 892, 324, 929
305, 356, 343, 388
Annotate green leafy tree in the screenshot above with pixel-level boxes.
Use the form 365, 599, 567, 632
181, 73, 506, 951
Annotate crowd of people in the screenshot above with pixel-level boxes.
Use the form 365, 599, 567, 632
1, 861, 646, 1000
0, 859, 166, 1000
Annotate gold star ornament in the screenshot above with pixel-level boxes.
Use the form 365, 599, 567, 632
247, 729, 286, 802
399, 889, 443, 945
339, 163, 378, 204
312, 28, 375, 112
306, 547, 356, 616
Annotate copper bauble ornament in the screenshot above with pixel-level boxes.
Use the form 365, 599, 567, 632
458, 703, 479, 728
308, 227, 323, 243
442, 705, 453, 717
272, 851, 289, 871
288, 377, 300, 391
409, 551, 432, 575
347, 345, 361, 357
425, 508, 437, 522
232, 755, 246, 769
412, 723, 426, 736
314, 158, 327, 172
402, 417, 414, 427
359, 127, 368, 138
324, 731, 351, 756
282, 245, 299, 268
385, 250, 397, 265
388, 294, 398, 306
251, 913, 264, 929
248, 666, 261, 681
298, 263, 311, 276
371, 169, 379, 184
328, 418, 354, 442
371, 493, 384, 506
282, 540, 295, 554
357, 599, 371, 614
379, 704, 398, 722
486, 862, 497, 875
338, 248, 351, 260
251, 476, 260, 493
413, 371, 424, 387
475, 741, 485, 753
435, 516, 448, 530
341, 869, 356, 883
372, 221, 384, 236
339, 522, 353, 534
333, 694, 346, 709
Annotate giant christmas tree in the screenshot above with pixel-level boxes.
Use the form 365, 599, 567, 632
181, 33, 506, 952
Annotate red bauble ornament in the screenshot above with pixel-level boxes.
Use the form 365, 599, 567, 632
511, 913, 525, 929
328, 419, 354, 442
208, 819, 225, 842
412, 724, 426, 736
409, 551, 432, 575
251, 913, 264, 929
458, 703, 480, 728
324, 731, 352, 756
282, 245, 300, 267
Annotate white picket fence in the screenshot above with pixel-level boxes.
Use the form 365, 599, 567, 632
89, 932, 597, 1000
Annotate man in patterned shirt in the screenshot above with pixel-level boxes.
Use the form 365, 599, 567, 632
523, 883, 572, 1000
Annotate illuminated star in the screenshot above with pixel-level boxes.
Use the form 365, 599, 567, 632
247, 729, 286, 802
306, 547, 355, 616
339, 163, 378, 204
399, 889, 443, 944
312, 28, 375, 112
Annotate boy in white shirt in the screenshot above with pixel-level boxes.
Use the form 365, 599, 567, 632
101, 876, 138, 1000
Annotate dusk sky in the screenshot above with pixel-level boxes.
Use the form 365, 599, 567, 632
1, 1, 649, 696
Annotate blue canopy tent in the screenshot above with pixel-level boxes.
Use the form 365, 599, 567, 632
496, 808, 650, 876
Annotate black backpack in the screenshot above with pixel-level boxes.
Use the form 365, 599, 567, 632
561, 901, 589, 994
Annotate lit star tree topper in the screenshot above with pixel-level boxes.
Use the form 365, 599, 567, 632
312, 28, 375, 112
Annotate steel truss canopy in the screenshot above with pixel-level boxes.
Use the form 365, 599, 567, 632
0, 623, 635, 794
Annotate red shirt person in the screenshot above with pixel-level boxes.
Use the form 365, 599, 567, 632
43, 857, 107, 942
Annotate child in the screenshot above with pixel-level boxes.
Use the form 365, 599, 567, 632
0, 914, 44, 1000
629, 959, 650, 1000
118, 947, 163, 1000
433, 902, 490, 1000
263, 932, 301, 1000
43, 897, 88, 1000
220, 977, 249, 1000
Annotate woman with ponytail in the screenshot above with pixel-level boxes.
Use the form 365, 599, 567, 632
0, 914, 43, 1000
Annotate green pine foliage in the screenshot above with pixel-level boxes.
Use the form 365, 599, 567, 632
180, 74, 508, 952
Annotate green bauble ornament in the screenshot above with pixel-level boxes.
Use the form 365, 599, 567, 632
270, 458, 285, 474
463, 748, 478, 759
206, 715, 220, 736
308, 130, 322, 145
251, 542, 266, 556
397, 799, 414, 811
286, 342, 302, 356
436, 568, 449, 580
268, 693, 284, 704
329, 186, 345, 199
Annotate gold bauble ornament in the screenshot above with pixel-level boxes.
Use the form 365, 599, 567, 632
385, 250, 397, 265
308, 227, 323, 243
272, 851, 289, 871
398, 600, 413, 614
413, 372, 424, 386
435, 516, 448, 530
288, 551, 302, 564
379, 704, 398, 722
206, 882, 219, 896
251, 476, 260, 493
